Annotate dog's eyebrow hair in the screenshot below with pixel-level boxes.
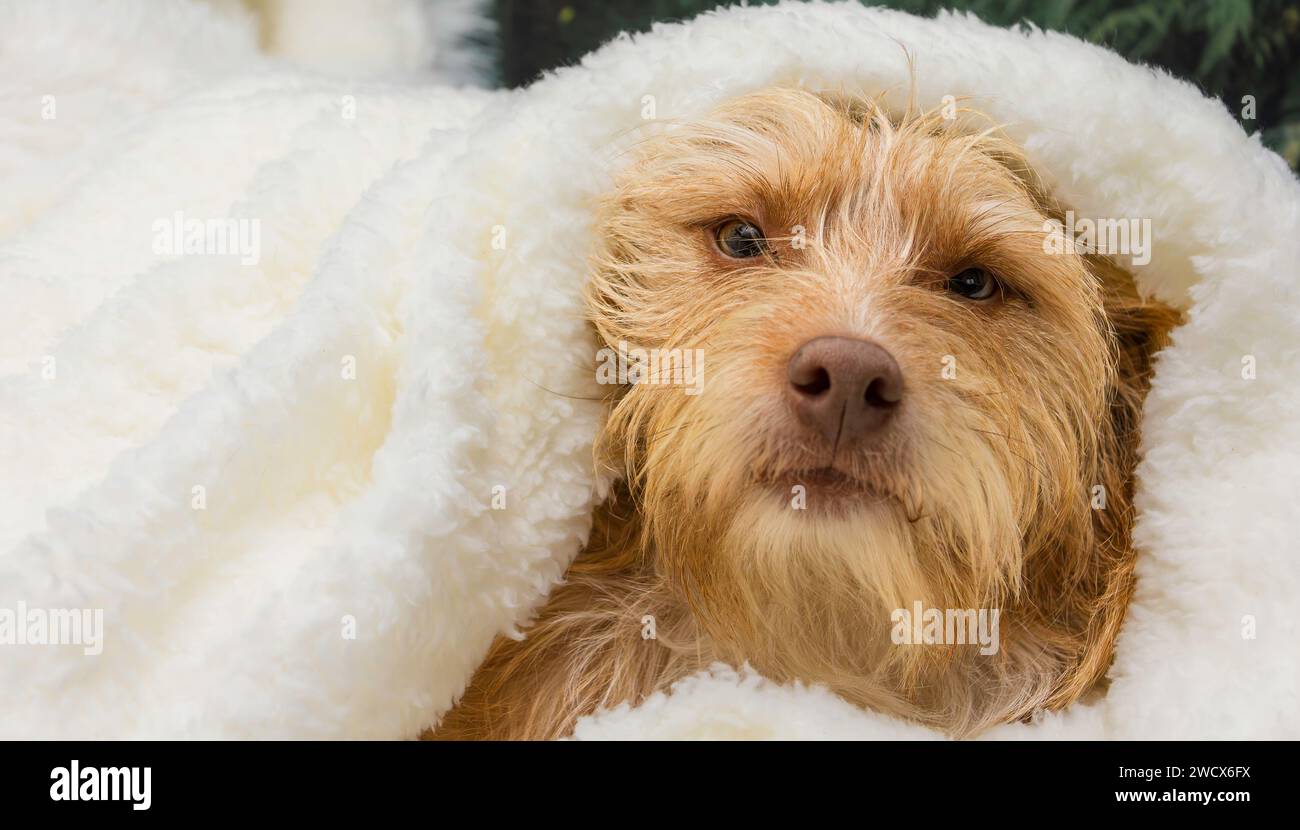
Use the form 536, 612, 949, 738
717, 152, 771, 192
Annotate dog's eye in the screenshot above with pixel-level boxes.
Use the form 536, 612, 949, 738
946, 268, 999, 301
715, 220, 766, 258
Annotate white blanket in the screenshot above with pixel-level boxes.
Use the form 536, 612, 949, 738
1, 0, 1296, 739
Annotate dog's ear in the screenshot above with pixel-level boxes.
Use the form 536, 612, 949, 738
1047, 255, 1181, 707
1094, 256, 1182, 440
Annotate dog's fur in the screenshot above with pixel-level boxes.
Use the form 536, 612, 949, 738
434, 88, 1179, 740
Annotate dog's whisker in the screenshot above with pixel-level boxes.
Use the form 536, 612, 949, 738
525, 377, 614, 403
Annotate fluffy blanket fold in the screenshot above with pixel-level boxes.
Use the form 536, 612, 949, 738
1, 0, 1296, 739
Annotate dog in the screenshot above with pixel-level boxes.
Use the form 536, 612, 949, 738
433, 87, 1179, 740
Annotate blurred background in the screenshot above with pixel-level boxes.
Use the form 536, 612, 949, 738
488, 0, 1300, 170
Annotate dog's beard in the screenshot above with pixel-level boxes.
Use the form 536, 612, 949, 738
604, 367, 1036, 708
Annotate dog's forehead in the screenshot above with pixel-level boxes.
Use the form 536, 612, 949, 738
674, 100, 1034, 219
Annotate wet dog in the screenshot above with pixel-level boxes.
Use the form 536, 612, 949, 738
435, 88, 1178, 739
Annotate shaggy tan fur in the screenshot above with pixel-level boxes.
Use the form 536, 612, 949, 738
433, 88, 1179, 740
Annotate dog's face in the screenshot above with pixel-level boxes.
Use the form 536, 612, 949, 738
588, 88, 1153, 694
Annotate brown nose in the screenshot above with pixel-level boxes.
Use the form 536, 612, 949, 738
787, 336, 903, 449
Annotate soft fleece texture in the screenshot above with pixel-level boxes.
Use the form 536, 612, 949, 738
0, 0, 1296, 739
213, 0, 494, 83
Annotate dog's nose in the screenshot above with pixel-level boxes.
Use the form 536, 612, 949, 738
787, 336, 903, 448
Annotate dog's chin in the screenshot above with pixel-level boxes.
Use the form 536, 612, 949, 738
706, 476, 932, 618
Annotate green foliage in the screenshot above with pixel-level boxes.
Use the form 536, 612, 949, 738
492, 0, 1300, 169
